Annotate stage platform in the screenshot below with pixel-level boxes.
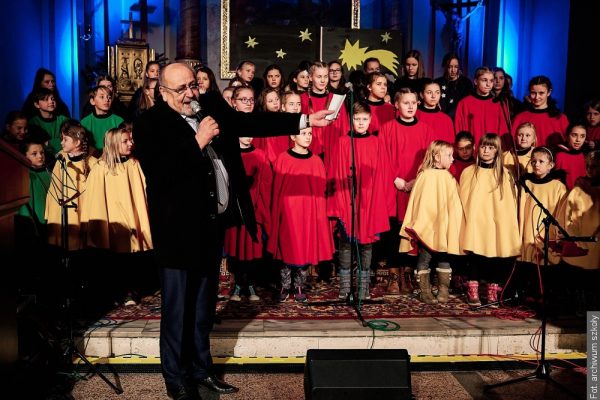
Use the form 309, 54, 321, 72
78, 294, 586, 363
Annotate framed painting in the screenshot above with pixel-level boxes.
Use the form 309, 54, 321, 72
107, 41, 155, 103
220, 0, 361, 79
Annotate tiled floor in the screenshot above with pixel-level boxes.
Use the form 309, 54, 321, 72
71, 368, 588, 399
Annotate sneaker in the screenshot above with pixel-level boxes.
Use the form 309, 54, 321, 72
218, 285, 231, 300
278, 288, 290, 302
229, 285, 242, 302
124, 296, 137, 306
295, 287, 308, 303
248, 285, 260, 301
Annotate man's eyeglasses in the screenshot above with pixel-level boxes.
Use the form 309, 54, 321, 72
160, 83, 199, 95
235, 97, 255, 104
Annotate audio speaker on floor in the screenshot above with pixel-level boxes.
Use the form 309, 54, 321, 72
304, 349, 412, 400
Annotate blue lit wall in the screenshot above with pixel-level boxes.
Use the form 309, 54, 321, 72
496, 0, 570, 108
0, 0, 81, 119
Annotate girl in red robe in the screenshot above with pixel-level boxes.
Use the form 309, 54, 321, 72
267, 129, 334, 302
555, 123, 587, 189
378, 87, 434, 295
449, 131, 475, 181
454, 66, 509, 146
512, 75, 569, 148
300, 61, 349, 169
263, 91, 299, 164
416, 78, 454, 143
364, 72, 395, 134
328, 102, 395, 300
223, 137, 272, 302
252, 88, 281, 154
584, 98, 600, 150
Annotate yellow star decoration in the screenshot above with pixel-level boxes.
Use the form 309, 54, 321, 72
245, 36, 259, 48
381, 32, 392, 43
299, 28, 312, 42
275, 49, 287, 59
338, 39, 399, 76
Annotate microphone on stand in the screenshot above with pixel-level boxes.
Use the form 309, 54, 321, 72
345, 82, 354, 93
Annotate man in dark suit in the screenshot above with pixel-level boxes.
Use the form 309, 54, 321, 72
133, 63, 331, 400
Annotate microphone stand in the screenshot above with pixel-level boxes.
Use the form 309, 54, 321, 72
308, 87, 382, 327
484, 178, 594, 398
48, 155, 123, 394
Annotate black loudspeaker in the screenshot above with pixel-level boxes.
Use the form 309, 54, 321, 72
304, 349, 412, 400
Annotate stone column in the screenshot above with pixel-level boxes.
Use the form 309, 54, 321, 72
177, 0, 201, 68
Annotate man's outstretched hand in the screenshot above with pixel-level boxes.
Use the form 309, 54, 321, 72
309, 109, 335, 127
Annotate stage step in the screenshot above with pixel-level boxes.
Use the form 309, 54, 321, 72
79, 316, 585, 360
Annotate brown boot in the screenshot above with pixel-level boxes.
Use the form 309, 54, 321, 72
436, 267, 452, 303
416, 269, 438, 304
400, 267, 413, 294
386, 267, 401, 295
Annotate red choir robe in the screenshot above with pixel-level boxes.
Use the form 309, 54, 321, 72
512, 109, 569, 148
224, 146, 272, 260
327, 132, 395, 244
267, 149, 334, 266
366, 99, 396, 134
300, 91, 350, 166
416, 106, 455, 142
264, 136, 292, 164
379, 117, 434, 221
588, 125, 600, 145
555, 148, 587, 190
449, 157, 475, 181
454, 93, 509, 146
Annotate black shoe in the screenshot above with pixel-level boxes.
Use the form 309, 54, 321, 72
167, 385, 199, 400
197, 375, 239, 394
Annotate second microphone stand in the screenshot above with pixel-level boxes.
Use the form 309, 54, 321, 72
484, 177, 594, 398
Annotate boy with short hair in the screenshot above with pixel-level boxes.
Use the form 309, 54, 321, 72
28, 88, 67, 154
81, 85, 124, 153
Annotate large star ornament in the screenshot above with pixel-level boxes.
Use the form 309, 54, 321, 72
299, 28, 312, 42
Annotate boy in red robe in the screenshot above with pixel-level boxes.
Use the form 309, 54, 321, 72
267, 128, 334, 302
328, 102, 395, 300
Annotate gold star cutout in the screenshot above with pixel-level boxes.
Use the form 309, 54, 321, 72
299, 28, 312, 42
381, 32, 392, 43
245, 36, 259, 48
275, 49, 287, 59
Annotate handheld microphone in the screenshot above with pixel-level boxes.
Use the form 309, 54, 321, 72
190, 100, 204, 120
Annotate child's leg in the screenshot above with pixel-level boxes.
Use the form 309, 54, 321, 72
358, 244, 373, 300
293, 266, 309, 303
466, 254, 482, 306
435, 255, 452, 303
338, 239, 352, 298
415, 248, 437, 304
247, 260, 260, 301
278, 265, 292, 302
385, 219, 402, 294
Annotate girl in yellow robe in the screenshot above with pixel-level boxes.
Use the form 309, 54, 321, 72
503, 121, 536, 181
459, 133, 520, 306
82, 126, 152, 252
45, 120, 97, 250
400, 140, 465, 304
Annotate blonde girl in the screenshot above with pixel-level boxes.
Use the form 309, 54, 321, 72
400, 140, 464, 304
82, 126, 152, 253
503, 121, 537, 180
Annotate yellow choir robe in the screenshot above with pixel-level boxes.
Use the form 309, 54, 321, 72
81, 158, 153, 253
45, 152, 98, 250
559, 179, 600, 269
503, 147, 533, 181
459, 164, 520, 258
400, 168, 465, 255
518, 174, 567, 264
